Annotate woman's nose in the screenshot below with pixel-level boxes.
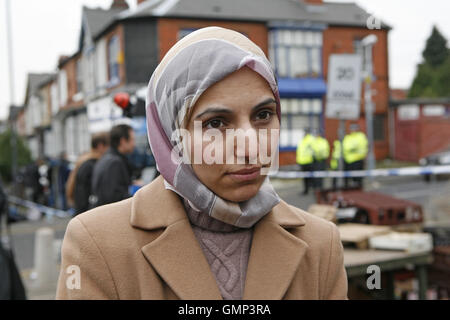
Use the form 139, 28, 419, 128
233, 122, 258, 164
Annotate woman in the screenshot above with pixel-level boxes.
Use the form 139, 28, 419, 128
56, 27, 347, 300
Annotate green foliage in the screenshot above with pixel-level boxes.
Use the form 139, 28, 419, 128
423, 26, 448, 67
0, 129, 32, 182
408, 26, 450, 98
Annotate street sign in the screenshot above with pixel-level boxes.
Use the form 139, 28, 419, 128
326, 54, 363, 119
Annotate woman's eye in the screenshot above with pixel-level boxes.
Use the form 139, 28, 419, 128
205, 119, 225, 129
256, 110, 274, 121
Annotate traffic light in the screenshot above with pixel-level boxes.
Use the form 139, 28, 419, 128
113, 92, 132, 118
113, 92, 145, 118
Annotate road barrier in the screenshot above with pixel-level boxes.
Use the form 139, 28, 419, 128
7, 195, 72, 219
271, 165, 450, 179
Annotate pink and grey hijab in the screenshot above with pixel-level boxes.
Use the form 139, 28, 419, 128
145, 27, 281, 228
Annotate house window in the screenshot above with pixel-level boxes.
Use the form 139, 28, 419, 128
76, 60, 83, 93
178, 28, 249, 41
178, 28, 197, 40
58, 70, 68, 108
269, 29, 323, 78
108, 35, 120, 84
279, 98, 323, 148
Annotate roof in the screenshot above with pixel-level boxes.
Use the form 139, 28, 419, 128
24, 73, 55, 105
390, 97, 450, 107
118, 0, 391, 29
27, 73, 55, 93
83, 7, 123, 39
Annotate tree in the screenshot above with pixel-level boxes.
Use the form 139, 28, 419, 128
409, 26, 450, 98
423, 26, 449, 67
0, 129, 32, 182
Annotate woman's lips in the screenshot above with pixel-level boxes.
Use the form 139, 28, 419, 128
227, 167, 261, 182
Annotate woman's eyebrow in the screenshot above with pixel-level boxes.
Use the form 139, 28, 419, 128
194, 107, 233, 119
194, 98, 276, 119
251, 98, 277, 112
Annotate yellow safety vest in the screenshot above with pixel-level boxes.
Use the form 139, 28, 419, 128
343, 132, 368, 164
313, 136, 330, 161
330, 140, 342, 170
296, 134, 315, 165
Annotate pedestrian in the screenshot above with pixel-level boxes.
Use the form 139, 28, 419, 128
66, 133, 109, 215
89, 124, 135, 208
312, 132, 330, 191
343, 124, 368, 188
56, 27, 347, 300
56, 152, 71, 210
296, 129, 315, 195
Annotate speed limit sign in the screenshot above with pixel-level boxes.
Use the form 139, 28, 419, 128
326, 54, 362, 119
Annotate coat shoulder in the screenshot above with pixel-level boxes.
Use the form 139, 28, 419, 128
72, 198, 134, 240
285, 203, 338, 248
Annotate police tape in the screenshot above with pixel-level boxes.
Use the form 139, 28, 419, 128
270, 165, 450, 179
7, 195, 72, 218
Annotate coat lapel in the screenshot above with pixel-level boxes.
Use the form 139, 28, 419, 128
243, 201, 309, 300
131, 176, 309, 300
130, 176, 222, 300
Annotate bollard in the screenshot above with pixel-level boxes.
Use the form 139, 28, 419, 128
33, 227, 56, 289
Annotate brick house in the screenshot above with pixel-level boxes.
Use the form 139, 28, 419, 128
390, 98, 450, 162
29, 0, 391, 165
102, 0, 391, 165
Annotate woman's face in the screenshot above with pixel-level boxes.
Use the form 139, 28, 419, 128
185, 66, 279, 202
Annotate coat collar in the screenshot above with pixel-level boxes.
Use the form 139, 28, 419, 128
130, 175, 308, 299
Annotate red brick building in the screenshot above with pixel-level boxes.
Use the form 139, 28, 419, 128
29, 0, 392, 164
390, 98, 450, 162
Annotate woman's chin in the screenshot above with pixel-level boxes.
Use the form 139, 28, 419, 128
219, 184, 261, 202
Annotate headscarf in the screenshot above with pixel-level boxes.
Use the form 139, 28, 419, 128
145, 26, 281, 228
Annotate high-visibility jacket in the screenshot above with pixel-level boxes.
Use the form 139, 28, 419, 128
343, 132, 368, 164
296, 134, 315, 165
312, 136, 330, 162
330, 140, 342, 170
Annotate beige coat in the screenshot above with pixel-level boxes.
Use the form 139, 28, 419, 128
56, 176, 348, 300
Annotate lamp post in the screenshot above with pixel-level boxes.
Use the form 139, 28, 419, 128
6, 0, 18, 190
361, 34, 377, 179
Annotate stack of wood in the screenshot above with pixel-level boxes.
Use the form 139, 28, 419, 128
337, 223, 391, 250
337, 223, 433, 252
307, 204, 337, 223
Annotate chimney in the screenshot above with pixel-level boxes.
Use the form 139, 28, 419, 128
304, 0, 323, 4
110, 0, 129, 9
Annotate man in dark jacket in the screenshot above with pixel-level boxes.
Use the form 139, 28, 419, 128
72, 133, 109, 215
90, 124, 135, 208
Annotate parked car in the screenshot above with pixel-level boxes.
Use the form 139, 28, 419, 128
419, 145, 450, 181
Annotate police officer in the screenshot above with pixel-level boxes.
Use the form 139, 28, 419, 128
343, 124, 368, 188
296, 129, 315, 195
330, 139, 342, 189
312, 132, 330, 191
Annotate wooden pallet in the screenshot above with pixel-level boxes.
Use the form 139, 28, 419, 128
338, 223, 392, 249
307, 204, 337, 223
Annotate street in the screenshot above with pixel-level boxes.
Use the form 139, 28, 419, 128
6, 174, 449, 299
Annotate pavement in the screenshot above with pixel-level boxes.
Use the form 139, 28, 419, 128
5, 175, 450, 300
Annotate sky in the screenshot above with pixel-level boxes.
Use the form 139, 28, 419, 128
1, 0, 449, 120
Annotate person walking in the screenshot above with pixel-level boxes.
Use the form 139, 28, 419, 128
90, 124, 135, 208
343, 124, 368, 188
67, 133, 109, 215
296, 130, 315, 195
56, 27, 347, 300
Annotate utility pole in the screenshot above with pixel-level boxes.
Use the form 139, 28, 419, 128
362, 35, 377, 180
6, 0, 18, 190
